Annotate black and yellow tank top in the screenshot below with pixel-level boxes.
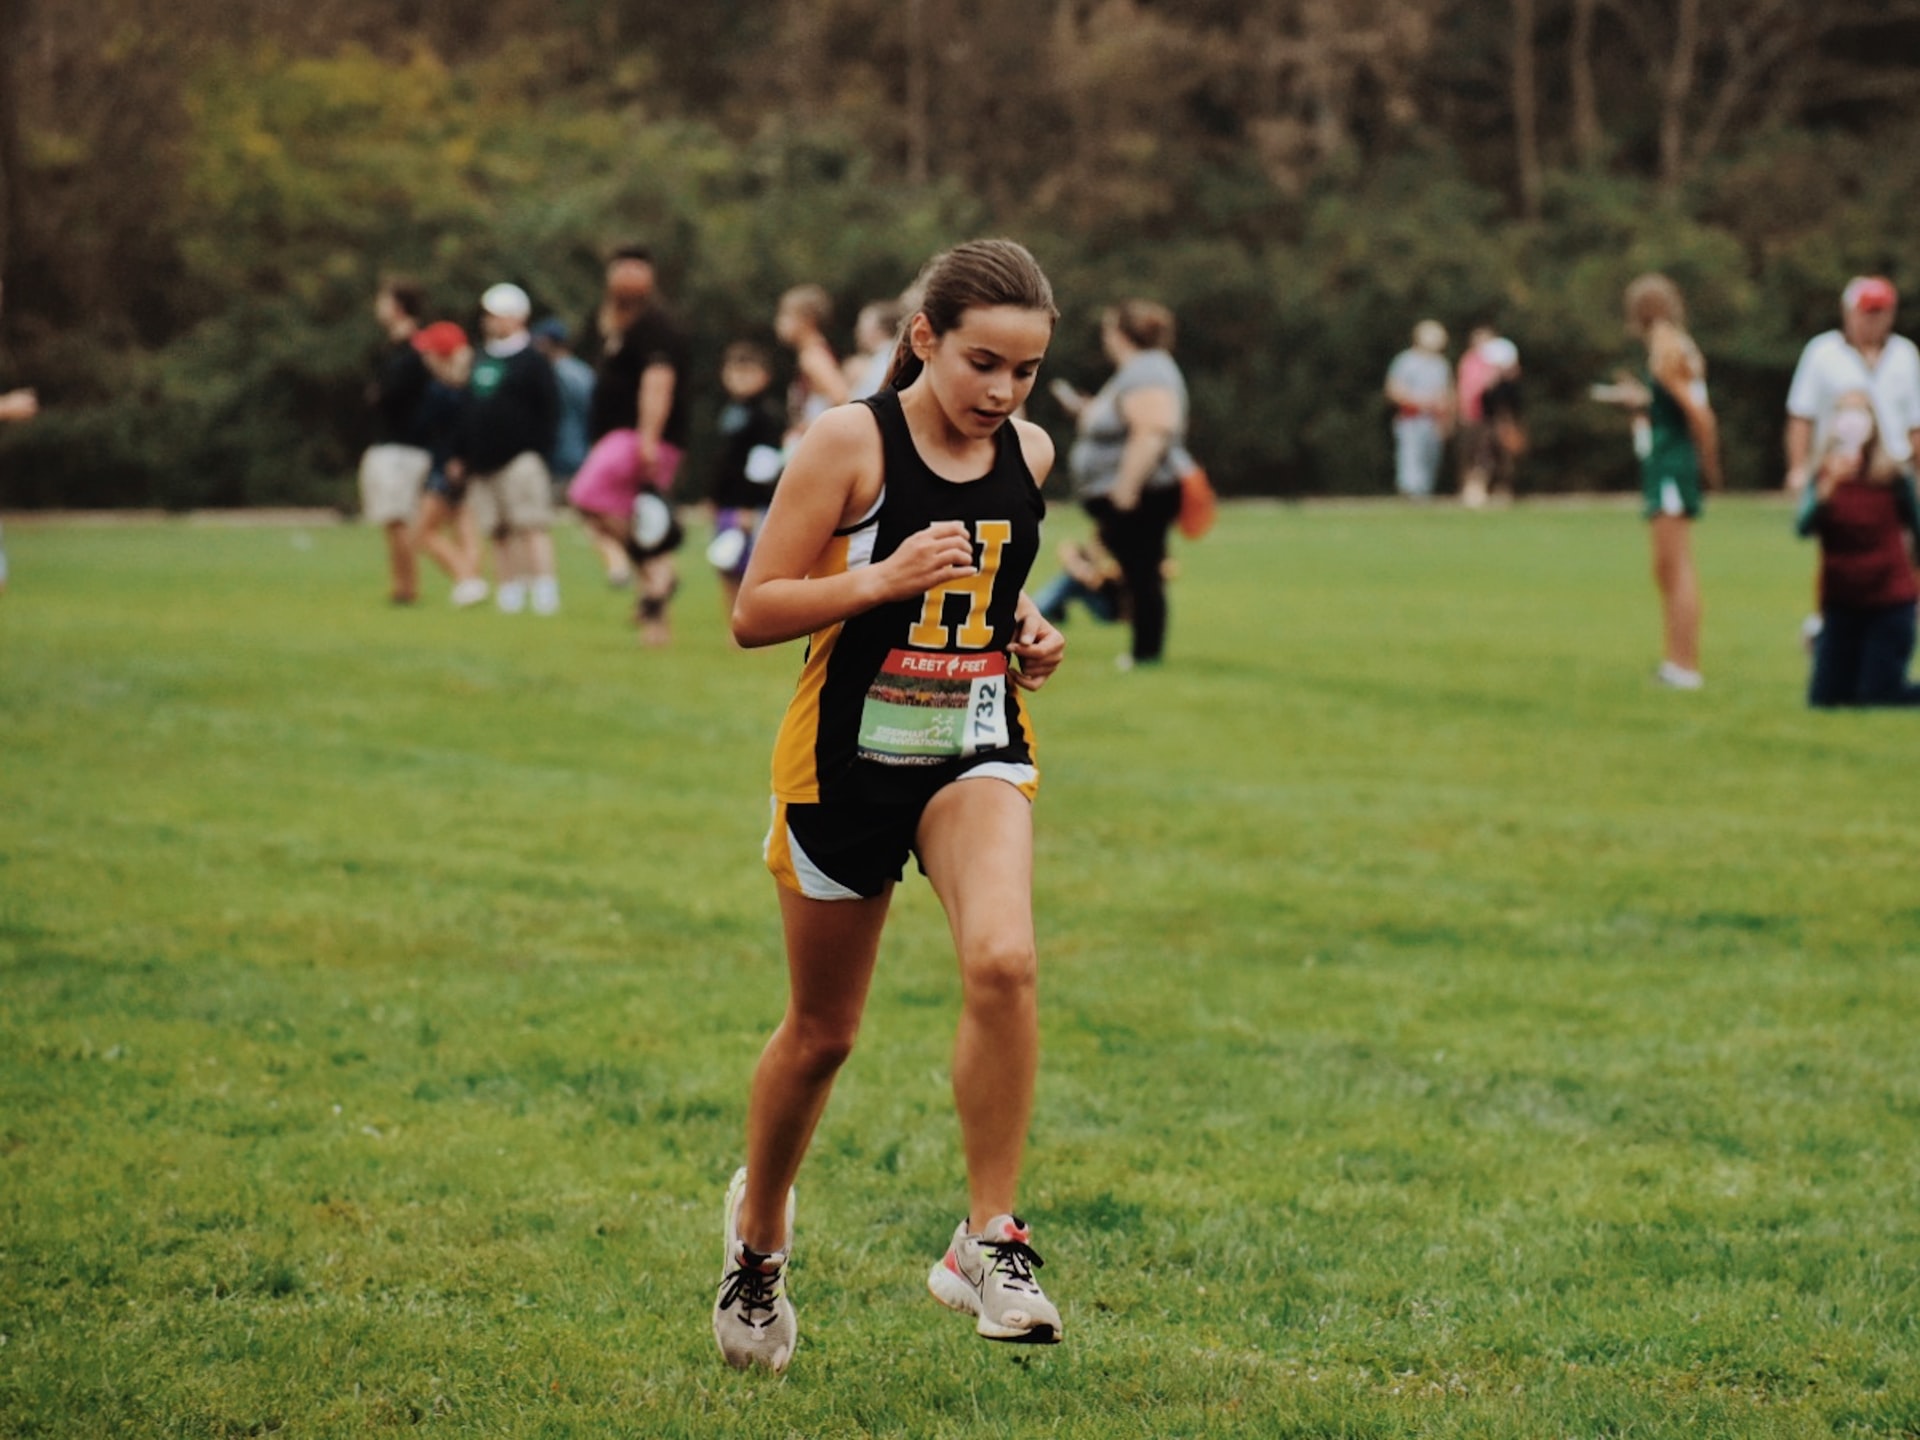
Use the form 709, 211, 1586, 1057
770, 388, 1045, 805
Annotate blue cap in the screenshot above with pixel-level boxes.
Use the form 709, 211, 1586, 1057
531, 316, 571, 346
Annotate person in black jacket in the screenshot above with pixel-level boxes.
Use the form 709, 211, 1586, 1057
449, 283, 562, 615
359, 277, 432, 604
706, 341, 788, 618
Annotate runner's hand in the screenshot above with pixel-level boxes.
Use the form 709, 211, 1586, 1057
1009, 593, 1065, 691
878, 520, 976, 601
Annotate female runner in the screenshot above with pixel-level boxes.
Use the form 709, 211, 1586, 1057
713, 239, 1068, 1371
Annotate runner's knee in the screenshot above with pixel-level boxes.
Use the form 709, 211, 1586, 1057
782, 1013, 859, 1080
959, 937, 1037, 1003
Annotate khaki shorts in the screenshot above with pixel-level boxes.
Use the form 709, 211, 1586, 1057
358, 444, 431, 525
467, 452, 556, 535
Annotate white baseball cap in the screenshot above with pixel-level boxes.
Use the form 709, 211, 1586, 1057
480, 283, 532, 321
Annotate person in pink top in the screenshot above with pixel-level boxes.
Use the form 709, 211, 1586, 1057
1456, 326, 1522, 507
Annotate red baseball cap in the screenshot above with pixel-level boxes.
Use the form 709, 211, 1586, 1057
1843, 276, 1898, 313
411, 321, 470, 357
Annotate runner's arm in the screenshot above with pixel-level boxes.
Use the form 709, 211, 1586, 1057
731, 407, 977, 647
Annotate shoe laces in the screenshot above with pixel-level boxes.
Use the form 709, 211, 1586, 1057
719, 1247, 783, 1326
980, 1234, 1045, 1293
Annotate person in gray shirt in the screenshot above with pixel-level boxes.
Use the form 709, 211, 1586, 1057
1384, 320, 1453, 498
1055, 300, 1189, 667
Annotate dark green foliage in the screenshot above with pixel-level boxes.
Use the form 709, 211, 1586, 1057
2, 8, 1919, 505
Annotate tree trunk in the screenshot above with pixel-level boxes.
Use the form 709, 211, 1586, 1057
1569, 0, 1601, 168
905, 0, 929, 185
1512, 0, 1541, 217
1659, 0, 1701, 195
0, 0, 27, 281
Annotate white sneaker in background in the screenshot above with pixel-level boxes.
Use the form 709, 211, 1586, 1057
1656, 661, 1704, 690
928, 1214, 1062, 1344
450, 578, 489, 609
495, 580, 527, 615
530, 576, 560, 616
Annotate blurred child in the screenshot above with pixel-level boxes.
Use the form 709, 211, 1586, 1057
408, 321, 488, 607
1033, 537, 1125, 625
1797, 388, 1920, 706
706, 341, 788, 618
774, 284, 849, 443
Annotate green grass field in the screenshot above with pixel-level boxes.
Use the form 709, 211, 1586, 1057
3, 500, 1917, 1439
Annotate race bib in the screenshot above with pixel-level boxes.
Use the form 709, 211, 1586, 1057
857, 649, 1010, 766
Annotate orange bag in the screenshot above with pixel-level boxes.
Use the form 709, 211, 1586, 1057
1177, 462, 1217, 540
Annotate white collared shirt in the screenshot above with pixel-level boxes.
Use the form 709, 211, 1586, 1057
1786, 328, 1920, 463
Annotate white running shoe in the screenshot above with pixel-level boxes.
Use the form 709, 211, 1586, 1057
530, 576, 560, 616
450, 578, 489, 609
1656, 661, 1704, 690
713, 1167, 797, 1372
495, 580, 527, 615
928, 1214, 1062, 1344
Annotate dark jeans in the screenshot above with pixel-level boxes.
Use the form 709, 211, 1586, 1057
1033, 570, 1120, 625
1808, 600, 1920, 707
1086, 486, 1182, 662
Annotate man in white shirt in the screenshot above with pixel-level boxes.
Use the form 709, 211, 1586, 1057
1784, 276, 1920, 492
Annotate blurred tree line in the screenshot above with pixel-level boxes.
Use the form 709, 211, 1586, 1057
2, 0, 1918, 507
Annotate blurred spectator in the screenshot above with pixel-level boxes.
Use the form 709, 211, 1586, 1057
0, 281, 31, 593
536, 314, 629, 589
845, 297, 908, 399
1784, 276, 1920, 495
0, 281, 36, 429
358, 276, 433, 604
408, 321, 488, 608
533, 317, 596, 494
705, 341, 787, 619
571, 245, 692, 646
1059, 299, 1189, 668
1383, 319, 1453, 499
1034, 536, 1125, 626
449, 282, 562, 616
1456, 326, 1523, 507
1598, 274, 1721, 691
1797, 388, 1920, 707
775, 283, 849, 442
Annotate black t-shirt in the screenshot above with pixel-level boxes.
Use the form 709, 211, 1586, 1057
452, 347, 560, 475
589, 305, 692, 449
371, 339, 431, 447
709, 396, 787, 509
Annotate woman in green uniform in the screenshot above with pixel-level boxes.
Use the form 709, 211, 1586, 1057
1600, 274, 1723, 688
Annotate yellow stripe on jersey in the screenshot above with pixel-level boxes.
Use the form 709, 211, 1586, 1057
1012, 689, 1040, 799
770, 533, 851, 802
763, 799, 801, 891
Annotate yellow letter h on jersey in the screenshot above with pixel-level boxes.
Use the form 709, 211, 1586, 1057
907, 520, 1011, 650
